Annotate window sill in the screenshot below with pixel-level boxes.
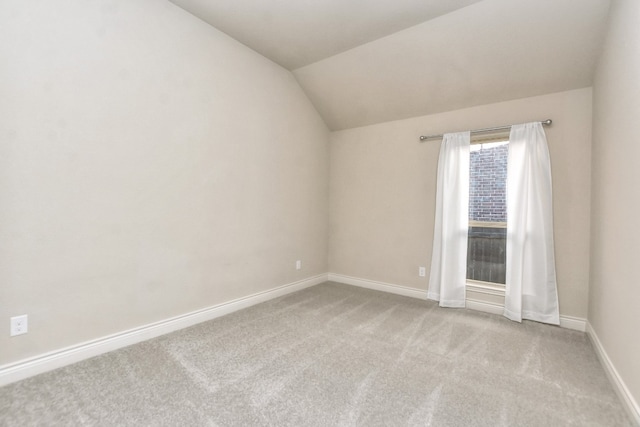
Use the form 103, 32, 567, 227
466, 280, 505, 297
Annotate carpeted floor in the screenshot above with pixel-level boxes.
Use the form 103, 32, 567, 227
0, 282, 633, 426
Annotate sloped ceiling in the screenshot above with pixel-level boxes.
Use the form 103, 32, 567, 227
170, 0, 611, 130
168, 0, 483, 69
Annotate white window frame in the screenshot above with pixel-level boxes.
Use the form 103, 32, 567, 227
466, 133, 509, 289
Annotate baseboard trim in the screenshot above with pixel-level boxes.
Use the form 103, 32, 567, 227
328, 273, 426, 299
587, 322, 640, 425
0, 273, 328, 387
558, 315, 587, 332
329, 273, 586, 332
465, 298, 504, 315
466, 298, 586, 332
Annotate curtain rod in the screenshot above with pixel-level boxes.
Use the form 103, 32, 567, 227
419, 119, 552, 142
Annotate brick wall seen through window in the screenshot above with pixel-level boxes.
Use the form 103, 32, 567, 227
469, 142, 508, 222
467, 140, 508, 284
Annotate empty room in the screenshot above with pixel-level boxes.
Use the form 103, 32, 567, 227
1, 0, 638, 425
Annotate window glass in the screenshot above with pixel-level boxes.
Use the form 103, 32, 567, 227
469, 140, 508, 223
467, 140, 508, 284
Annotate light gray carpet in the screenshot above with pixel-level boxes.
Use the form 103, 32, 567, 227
0, 282, 633, 426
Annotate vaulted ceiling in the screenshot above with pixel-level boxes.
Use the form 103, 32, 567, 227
169, 0, 611, 130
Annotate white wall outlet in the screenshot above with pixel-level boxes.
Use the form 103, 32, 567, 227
10, 314, 28, 337
296, 260, 302, 270
419, 266, 426, 277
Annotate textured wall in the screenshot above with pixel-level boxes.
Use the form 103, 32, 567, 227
0, 0, 329, 365
590, 0, 640, 411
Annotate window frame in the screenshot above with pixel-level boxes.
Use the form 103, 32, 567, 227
466, 132, 510, 288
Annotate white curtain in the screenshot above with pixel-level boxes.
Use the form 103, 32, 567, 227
504, 122, 560, 324
428, 131, 470, 307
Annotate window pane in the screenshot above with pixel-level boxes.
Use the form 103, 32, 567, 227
467, 226, 506, 284
467, 140, 508, 285
469, 141, 508, 222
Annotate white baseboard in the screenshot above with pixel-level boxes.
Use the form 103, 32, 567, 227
558, 315, 587, 332
465, 298, 504, 315
466, 299, 586, 332
328, 273, 426, 299
587, 323, 640, 425
0, 273, 328, 387
329, 273, 586, 332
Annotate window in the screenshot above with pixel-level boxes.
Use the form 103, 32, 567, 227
467, 138, 508, 285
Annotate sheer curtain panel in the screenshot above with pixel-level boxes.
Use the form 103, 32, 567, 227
504, 122, 560, 324
428, 131, 470, 307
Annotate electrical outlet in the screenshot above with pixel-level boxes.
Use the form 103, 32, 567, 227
296, 260, 302, 270
419, 266, 426, 277
10, 315, 28, 337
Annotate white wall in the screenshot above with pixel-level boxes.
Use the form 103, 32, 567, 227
590, 0, 640, 413
330, 88, 593, 319
0, 0, 329, 366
